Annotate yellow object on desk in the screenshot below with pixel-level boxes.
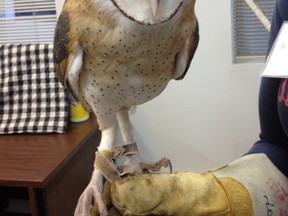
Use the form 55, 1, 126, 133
69, 103, 89, 122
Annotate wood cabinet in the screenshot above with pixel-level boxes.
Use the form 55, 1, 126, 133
0, 115, 100, 216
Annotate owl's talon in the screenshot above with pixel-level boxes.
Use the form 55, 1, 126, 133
141, 157, 173, 173
112, 143, 172, 176
117, 150, 173, 176
74, 169, 108, 216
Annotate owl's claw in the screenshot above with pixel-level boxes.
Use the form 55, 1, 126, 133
75, 152, 121, 216
75, 146, 171, 216
112, 142, 172, 176
74, 184, 108, 216
118, 154, 172, 176
74, 169, 108, 216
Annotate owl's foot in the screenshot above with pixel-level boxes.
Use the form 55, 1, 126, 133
75, 152, 120, 216
119, 154, 172, 176
112, 142, 172, 176
74, 169, 108, 216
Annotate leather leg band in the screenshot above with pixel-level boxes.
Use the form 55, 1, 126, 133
112, 142, 139, 159
95, 152, 121, 183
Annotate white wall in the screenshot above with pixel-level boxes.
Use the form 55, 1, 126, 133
56, 0, 262, 172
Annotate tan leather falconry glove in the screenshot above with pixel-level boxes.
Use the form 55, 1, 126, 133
91, 154, 288, 216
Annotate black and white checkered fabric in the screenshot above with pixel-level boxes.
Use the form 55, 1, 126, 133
0, 44, 69, 134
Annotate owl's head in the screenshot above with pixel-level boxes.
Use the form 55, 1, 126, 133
112, 0, 186, 25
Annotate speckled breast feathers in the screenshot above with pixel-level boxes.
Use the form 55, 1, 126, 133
54, 0, 199, 128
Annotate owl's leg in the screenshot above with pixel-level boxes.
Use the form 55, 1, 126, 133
116, 107, 134, 144
75, 119, 120, 216
114, 107, 171, 176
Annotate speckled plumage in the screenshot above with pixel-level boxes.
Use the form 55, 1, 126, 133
55, 0, 198, 130
54, 0, 198, 215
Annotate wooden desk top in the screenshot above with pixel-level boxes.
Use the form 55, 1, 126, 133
0, 115, 100, 188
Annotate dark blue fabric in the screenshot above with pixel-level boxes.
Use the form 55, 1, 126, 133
258, 0, 288, 149
247, 0, 288, 177
247, 141, 288, 176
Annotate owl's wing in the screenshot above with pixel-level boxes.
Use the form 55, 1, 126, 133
173, 19, 199, 80
53, 10, 84, 102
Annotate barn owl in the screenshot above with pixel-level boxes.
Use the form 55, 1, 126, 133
54, 0, 199, 215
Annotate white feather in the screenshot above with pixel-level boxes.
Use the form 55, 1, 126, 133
92, 0, 185, 25
67, 42, 84, 99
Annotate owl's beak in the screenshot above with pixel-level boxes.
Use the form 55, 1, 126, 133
150, 0, 159, 17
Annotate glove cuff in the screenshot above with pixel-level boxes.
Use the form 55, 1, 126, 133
211, 153, 288, 216
216, 176, 253, 215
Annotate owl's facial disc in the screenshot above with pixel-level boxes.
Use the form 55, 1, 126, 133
112, 0, 184, 25
149, 0, 159, 17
